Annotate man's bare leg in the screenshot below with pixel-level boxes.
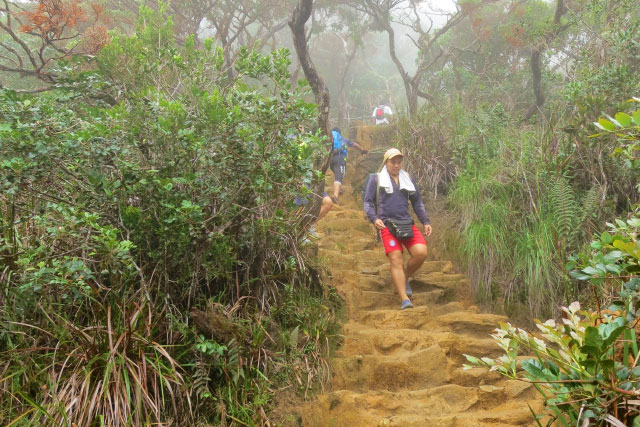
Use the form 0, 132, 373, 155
317, 196, 333, 222
405, 243, 427, 280
388, 250, 409, 302
332, 181, 341, 203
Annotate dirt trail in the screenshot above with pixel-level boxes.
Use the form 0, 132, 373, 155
295, 127, 542, 426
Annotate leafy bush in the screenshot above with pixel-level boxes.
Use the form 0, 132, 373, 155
0, 7, 337, 426
464, 105, 640, 426
464, 298, 640, 426
464, 214, 640, 426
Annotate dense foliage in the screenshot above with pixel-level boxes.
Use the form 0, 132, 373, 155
463, 103, 640, 425
394, 0, 640, 319
0, 7, 338, 426
464, 212, 640, 425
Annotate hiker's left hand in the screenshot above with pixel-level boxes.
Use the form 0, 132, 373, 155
423, 225, 432, 237
361, 149, 368, 155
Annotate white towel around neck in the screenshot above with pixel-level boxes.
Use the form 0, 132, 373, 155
378, 165, 415, 194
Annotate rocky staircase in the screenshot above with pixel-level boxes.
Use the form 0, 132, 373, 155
294, 127, 541, 426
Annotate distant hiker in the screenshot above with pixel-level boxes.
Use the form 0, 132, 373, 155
372, 102, 393, 125
363, 148, 432, 310
330, 127, 367, 205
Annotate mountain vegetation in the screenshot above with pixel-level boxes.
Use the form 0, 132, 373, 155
1, 0, 640, 425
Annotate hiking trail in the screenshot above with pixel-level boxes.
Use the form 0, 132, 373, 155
291, 127, 542, 426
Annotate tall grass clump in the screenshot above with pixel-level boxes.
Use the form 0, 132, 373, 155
448, 161, 514, 302
396, 101, 620, 318
0, 6, 339, 426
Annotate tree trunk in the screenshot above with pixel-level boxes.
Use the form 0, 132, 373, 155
524, 0, 568, 122
337, 47, 357, 128
524, 48, 544, 121
379, 17, 415, 117
289, 0, 330, 144
289, 0, 331, 227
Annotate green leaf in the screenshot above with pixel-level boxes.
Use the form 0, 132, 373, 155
600, 231, 613, 244
596, 118, 616, 131
583, 266, 600, 275
605, 264, 621, 274
632, 110, 640, 126
615, 112, 632, 127
603, 250, 623, 261
582, 326, 602, 357
464, 354, 480, 365
521, 359, 554, 381
569, 271, 591, 281
599, 317, 627, 347
289, 325, 299, 349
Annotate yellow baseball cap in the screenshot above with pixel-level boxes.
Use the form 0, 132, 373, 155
383, 148, 403, 163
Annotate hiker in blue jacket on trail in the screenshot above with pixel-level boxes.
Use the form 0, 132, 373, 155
330, 127, 367, 205
363, 148, 432, 310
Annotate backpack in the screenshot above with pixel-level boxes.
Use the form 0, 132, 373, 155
375, 106, 385, 121
332, 129, 346, 155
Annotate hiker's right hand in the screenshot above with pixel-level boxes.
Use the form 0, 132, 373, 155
374, 219, 386, 230
361, 149, 368, 155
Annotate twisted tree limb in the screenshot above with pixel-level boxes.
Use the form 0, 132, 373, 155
289, 0, 332, 228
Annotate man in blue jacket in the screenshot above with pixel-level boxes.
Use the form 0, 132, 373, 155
363, 148, 432, 310
330, 127, 367, 204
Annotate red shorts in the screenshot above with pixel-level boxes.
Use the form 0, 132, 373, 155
380, 225, 426, 255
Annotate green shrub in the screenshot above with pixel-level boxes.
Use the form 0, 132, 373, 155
465, 104, 640, 426
0, 7, 336, 426
464, 215, 640, 425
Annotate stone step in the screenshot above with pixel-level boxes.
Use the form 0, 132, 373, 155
433, 334, 504, 366
450, 367, 504, 387
357, 260, 453, 277
413, 271, 471, 291
436, 311, 508, 336
357, 305, 433, 329
355, 275, 467, 296
320, 217, 369, 231
351, 289, 446, 311
330, 344, 451, 392
337, 326, 447, 357
381, 404, 539, 427
331, 344, 455, 392
336, 325, 505, 366
324, 209, 365, 221
298, 386, 540, 426
317, 232, 372, 249
362, 270, 469, 292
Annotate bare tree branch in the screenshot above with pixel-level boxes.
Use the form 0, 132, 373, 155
360, 0, 464, 116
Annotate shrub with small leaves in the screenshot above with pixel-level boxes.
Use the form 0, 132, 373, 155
465, 299, 640, 426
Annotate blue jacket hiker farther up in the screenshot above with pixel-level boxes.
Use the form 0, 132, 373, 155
329, 127, 367, 205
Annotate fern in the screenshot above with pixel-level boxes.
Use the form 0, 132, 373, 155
193, 358, 213, 401
226, 338, 244, 386
548, 177, 580, 248
579, 184, 603, 234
